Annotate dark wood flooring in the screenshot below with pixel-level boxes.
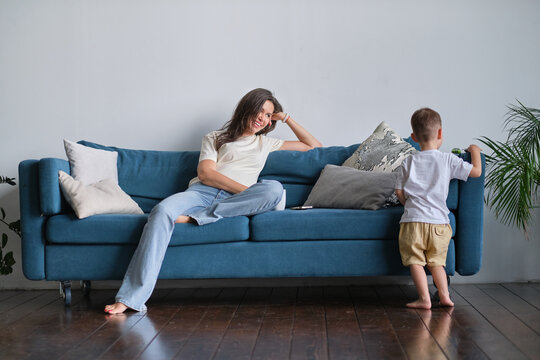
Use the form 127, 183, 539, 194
0, 283, 539, 359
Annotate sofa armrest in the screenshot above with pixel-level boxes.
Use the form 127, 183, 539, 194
454, 152, 486, 275
18, 160, 47, 280
38, 158, 70, 215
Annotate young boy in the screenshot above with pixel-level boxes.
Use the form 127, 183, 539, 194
395, 108, 482, 309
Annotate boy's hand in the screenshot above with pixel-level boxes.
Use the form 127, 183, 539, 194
395, 189, 406, 206
466, 144, 482, 178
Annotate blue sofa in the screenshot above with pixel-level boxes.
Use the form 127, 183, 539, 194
18, 140, 485, 304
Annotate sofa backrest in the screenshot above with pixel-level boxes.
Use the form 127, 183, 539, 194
79, 141, 199, 199
260, 144, 358, 207
41, 139, 457, 212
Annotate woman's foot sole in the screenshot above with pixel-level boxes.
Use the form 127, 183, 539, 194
104, 302, 129, 314
175, 215, 195, 224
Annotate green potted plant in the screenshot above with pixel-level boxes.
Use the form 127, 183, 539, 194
478, 101, 540, 238
1, 176, 20, 275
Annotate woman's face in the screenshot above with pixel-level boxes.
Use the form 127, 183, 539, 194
245, 100, 274, 135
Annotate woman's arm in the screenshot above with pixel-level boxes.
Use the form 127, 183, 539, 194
272, 112, 322, 151
197, 160, 248, 194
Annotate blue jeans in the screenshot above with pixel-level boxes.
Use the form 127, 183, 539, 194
115, 180, 283, 311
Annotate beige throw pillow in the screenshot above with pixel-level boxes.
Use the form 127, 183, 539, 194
63, 139, 118, 185
58, 171, 143, 219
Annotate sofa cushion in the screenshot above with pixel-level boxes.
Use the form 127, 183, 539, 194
280, 184, 312, 208
46, 214, 250, 246
79, 141, 199, 199
250, 207, 456, 241
259, 144, 359, 185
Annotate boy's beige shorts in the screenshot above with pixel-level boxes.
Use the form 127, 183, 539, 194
398, 222, 452, 267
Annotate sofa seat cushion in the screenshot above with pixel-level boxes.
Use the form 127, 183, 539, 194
250, 207, 456, 241
46, 214, 250, 246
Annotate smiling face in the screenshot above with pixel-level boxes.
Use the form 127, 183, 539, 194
244, 100, 275, 136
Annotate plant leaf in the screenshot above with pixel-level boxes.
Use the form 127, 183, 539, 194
478, 134, 537, 234
0, 176, 16, 186
5, 251, 15, 267
505, 100, 540, 164
8, 220, 21, 237
1, 233, 6, 248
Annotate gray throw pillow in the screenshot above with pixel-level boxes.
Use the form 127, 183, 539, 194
304, 165, 398, 210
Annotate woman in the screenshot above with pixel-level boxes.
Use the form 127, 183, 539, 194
105, 88, 322, 314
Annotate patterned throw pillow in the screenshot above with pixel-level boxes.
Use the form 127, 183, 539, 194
342, 121, 417, 172
342, 121, 417, 206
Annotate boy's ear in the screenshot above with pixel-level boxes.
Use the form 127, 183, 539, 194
437, 127, 442, 139
411, 133, 418, 142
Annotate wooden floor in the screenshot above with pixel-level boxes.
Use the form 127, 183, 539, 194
0, 283, 539, 360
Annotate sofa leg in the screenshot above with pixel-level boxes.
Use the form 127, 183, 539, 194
81, 280, 92, 297
60, 281, 72, 307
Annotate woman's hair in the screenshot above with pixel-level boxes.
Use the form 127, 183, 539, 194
216, 88, 282, 150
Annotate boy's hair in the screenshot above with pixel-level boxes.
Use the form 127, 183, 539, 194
411, 108, 442, 142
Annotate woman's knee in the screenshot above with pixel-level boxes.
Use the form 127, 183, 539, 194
260, 180, 284, 202
149, 203, 175, 221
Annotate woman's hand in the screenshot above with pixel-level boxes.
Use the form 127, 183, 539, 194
197, 160, 249, 194
272, 112, 288, 122
276, 113, 322, 151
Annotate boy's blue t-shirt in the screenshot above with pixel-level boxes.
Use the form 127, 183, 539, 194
396, 150, 472, 224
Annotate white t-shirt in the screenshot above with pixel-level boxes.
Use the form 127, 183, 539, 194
396, 150, 473, 224
189, 130, 285, 188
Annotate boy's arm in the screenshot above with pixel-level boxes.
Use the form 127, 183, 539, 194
467, 144, 482, 178
395, 163, 407, 205
395, 189, 406, 205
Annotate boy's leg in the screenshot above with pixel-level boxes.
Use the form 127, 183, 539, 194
189, 180, 283, 225
428, 265, 454, 307
426, 224, 454, 307
408, 264, 432, 309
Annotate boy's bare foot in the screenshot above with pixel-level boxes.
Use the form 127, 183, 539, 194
104, 302, 128, 314
175, 215, 195, 224
438, 294, 455, 307
406, 299, 432, 309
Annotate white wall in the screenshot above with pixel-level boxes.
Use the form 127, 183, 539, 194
1, 0, 539, 289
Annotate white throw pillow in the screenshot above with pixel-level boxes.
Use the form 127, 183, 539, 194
58, 170, 143, 219
63, 139, 118, 185
273, 189, 286, 211
342, 121, 417, 172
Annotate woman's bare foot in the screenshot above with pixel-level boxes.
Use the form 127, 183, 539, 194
104, 302, 128, 314
406, 298, 432, 309
438, 294, 455, 307
175, 215, 195, 224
